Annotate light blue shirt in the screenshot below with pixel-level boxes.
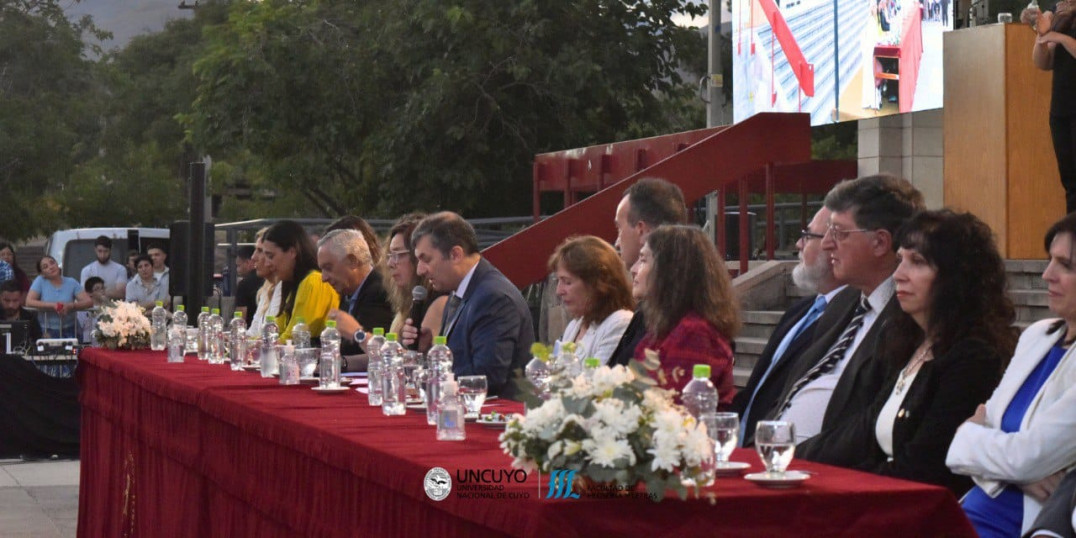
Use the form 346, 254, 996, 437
30, 275, 82, 338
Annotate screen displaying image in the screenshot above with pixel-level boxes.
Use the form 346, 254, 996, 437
732, 0, 952, 125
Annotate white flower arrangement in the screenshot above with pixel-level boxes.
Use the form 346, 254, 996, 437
93, 301, 152, 350
500, 352, 713, 501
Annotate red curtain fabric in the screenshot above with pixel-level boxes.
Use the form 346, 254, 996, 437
78, 349, 975, 538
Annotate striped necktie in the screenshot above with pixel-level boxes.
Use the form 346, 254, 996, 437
776, 296, 871, 415
441, 294, 462, 337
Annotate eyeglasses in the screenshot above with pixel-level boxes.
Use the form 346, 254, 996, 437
800, 229, 826, 242
386, 249, 411, 264
825, 225, 874, 242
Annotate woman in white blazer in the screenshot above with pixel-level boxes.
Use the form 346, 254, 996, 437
947, 213, 1076, 537
549, 236, 634, 365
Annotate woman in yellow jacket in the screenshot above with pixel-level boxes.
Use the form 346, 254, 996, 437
262, 220, 339, 344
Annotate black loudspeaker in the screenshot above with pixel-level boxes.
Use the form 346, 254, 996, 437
126, 229, 140, 255
169, 221, 215, 297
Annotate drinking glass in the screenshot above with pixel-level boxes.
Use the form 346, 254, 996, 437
701, 412, 740, 464
457, 375, 488, 419
754, 421, 796, 477
412, 367, 429, 406
524, 357, 552, 399
296, 347, 319, 377
185, 327, 200, 354
403, 351, 424, 399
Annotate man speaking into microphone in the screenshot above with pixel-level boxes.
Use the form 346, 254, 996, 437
317, 229, 394, 363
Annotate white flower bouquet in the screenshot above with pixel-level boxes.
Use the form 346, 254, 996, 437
93, 301, 152, 350
500, 353, 713, 501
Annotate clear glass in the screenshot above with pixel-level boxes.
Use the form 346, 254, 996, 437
279, 346, 300, 385
296, 347, 319, 377
754, 421, 796, 476
701, 412, 740, 464
457, 375, 488, 419
412, 367, 429, 407
403, 351, 424, 401
167, 325, 185, 363
524, 357, 551, 399
185, 327, 199, 354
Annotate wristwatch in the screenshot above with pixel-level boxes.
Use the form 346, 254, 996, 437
353, 328, 366, 343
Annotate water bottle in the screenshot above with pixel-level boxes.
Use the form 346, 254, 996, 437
319, 320, 342, 388
172, 304, 188, 329
426, 336, 454, 425
261, 315, 279, 377
229, 312, 247, 371
583, 357, 600, 380
196, 306, 211, 360
207, 308, 225, 364
681, 364, 719, 419
279, 341, 300, 385
558, 342, 582, 378
366, 328, 386, 406
150, 301, 167, 351
380, 333, 406, 416
436, 376, 465, 441
167, 322, 185, 363
292, 317, 311, 349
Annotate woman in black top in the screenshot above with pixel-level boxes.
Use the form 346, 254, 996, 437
1029, 1, 1076, 213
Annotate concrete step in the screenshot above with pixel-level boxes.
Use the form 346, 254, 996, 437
739, 311, 785, 339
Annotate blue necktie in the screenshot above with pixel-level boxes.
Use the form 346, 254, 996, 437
739, 294, 827, 444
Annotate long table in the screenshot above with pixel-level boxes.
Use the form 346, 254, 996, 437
78, 348, 975, 537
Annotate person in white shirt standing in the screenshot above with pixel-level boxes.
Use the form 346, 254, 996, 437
80, 236, 127, 301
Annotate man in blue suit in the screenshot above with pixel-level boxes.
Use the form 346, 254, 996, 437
406, 212, 534, 399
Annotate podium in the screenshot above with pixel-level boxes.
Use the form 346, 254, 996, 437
943, 23, 1062, 258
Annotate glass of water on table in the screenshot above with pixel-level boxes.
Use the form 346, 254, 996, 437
701, 412, 740, 464
754, 421, 796, 477
457, 375, 488, 419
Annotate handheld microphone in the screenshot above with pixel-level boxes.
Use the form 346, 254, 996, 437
408, 285, 427, 350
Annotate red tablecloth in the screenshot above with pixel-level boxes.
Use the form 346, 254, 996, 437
77, 349, 975, 537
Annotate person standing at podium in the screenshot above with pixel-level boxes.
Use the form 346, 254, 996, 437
1028, 1, 1076, 213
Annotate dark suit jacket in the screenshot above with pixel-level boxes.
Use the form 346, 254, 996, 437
608, 309, 645, 367
798, 337, 1002, 496
731, 295, 817, 445
1028, 469, 1076, 538
445, 258, 534, 399
340, 270, 394, 356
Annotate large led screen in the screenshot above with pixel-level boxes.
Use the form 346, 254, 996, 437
732, 0, 952, 125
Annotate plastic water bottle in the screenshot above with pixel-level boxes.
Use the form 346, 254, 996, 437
426, 336, 454, 425
436, 376, 465, 441
279, 341, 299, 385
167, 322, 185, 363
292, 317, 310, 349
319, 320, 341, 388
681, 364, 719, 419
150, 301, 167, 351
380, 333, 406, 416
261, 315, 279, 377
196, 306, 211, 360
583, 357, 600, 380
207, 308, 225, 364
366, 328, 386, 406
229, 312, 247, 371
172, 304, 188, 329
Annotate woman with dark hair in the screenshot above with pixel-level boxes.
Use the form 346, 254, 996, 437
798, 210, 1015, 496
262, 220, 338, 343
630, 225, 739, 406
386, 213, 446, 349
947, 211, 1076, 536
25, 256, 92, 339
324, 215, 384, 266
548, 236, 634, 364
0, 242, 30, 294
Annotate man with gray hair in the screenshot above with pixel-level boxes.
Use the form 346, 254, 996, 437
318, 229, 394, 359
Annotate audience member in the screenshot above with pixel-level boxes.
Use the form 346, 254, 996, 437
0, 242, 30, 293
79, 236, 127, 300
0, 258, 11, 287
125, 249, 139, 280
126, 254, 168, 310
403, 212, 534, 399
731, 207, 848, 447
798, 210, 1015, 496
247, 230, 282, 337
318, 229, 394, 359
385, 213, 447, 349
78, 277, 108, 344
548, 236, 634, 364
234, 245, 263, 322
1, 280, 42, 342
771, 174, 925, 442
147, 243, 170, 295
608, 177, 689, 367
631, 225, 738, 406
262, 220, 338, 343
1028, 468, 1076, 538
947, 211, 1076, 537
325, 215, 384, 266
26, 256, 91, 339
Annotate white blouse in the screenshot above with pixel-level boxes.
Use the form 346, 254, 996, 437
248, 282, 282, 337
560, 309, 634, 365
875, 369, 919, 459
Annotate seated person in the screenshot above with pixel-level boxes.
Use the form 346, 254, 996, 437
0, 279, 42, 343
126, 254, 168, 310
548, 235, 634, 364
26, 256, 91, 339
1028, 468, 1076, 538
631, 225, 738, 406
262, 220, 338, 343
78, 277, 109, 344
384, 213, 447, 350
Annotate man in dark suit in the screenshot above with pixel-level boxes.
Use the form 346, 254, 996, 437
406, 212, 534, 399
1028, 469, 1076, 538
318, 229, 394, 360
731, 206, 847, 446
607, 177, 689, 366
769, 174, 924, 445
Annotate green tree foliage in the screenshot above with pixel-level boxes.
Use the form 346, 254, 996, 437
184, 0, 707, 218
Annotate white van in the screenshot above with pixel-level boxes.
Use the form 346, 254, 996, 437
45, 228, 170, 280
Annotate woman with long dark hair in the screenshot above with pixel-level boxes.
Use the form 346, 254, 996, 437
0, 242, 30, 294
262, 220, 338, 343
799, 210, 1016, 496
385, 213, 446, 349
630, 225, 739, 406
25, 256, 92, 339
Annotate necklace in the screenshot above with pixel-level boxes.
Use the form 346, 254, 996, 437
895, 344, 932, 395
